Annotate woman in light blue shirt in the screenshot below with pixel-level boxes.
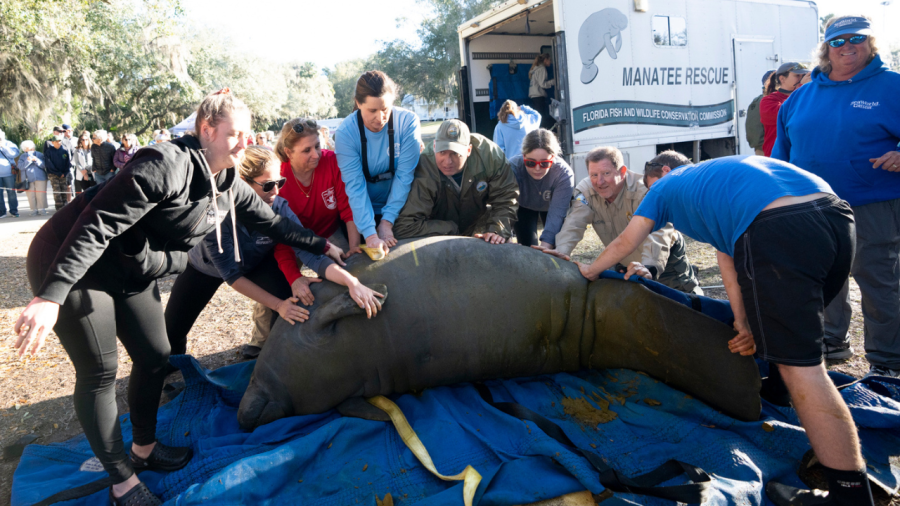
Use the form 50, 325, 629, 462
335, 71, 422, 257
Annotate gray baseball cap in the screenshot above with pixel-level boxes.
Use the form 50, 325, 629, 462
434, 120, 470, 156
776, 62, 809, 75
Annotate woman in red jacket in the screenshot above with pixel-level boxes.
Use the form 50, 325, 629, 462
274, 117, 360, 306
759, 62, 809, 156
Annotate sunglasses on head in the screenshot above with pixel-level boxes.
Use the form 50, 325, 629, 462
524, 158, 553, 169
250, 177, 286, 193
828, 34, 867, 48
292, 119, 318, 134
644, 161, 664, 173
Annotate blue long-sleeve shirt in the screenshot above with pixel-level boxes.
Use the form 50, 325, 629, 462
0, 140, 20, 177
17, 152, 46, 182
188, 197, 333, 285
772, 54, 900, 207
493, 105, 541, 160
44, 143, 72, 177
335, 107, 422, 238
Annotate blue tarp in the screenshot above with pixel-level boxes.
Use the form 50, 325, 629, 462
12, 355, 900, 505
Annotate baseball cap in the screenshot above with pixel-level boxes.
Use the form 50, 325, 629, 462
52, 125, 64, 132
62, 123, 72, 130
761, 70, 774, 85
776, 62, 809, 75
824, 16, 872, 42
434, 120, 470, 156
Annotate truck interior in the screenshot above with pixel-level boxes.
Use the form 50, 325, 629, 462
458, 1, 568, 151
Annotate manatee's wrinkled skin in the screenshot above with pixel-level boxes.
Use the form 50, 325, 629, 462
238, 236, 760, 430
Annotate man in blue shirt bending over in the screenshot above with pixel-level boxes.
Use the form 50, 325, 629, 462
540, 151, 872, 506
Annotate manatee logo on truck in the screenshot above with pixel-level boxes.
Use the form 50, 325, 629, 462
578, 8, 628, 84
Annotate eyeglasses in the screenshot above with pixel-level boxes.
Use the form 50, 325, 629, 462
786, 64, 807, 72
828, 34, 867, 48
524, 158, 553, 169
644, 161, 664, 172
250, 177, 286, 193
292, 119, 318, 134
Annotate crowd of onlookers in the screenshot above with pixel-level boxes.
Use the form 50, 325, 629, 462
0, 124, 333, 219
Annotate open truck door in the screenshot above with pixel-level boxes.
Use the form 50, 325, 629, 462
457, 65, 473, 130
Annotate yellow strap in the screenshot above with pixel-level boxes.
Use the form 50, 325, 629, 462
368, 395, 482, 506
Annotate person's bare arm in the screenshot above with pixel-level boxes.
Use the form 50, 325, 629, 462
577, 216, 655, 280
717, 251, 756, 356
231, 277, 309, 324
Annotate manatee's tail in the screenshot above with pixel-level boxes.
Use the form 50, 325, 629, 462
585, 279, 761, 421
238, 377, 293, 431
581, 62, 599, 84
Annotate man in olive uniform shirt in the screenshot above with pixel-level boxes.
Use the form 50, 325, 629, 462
394, 120, 519, 244
550, 146, 701, 294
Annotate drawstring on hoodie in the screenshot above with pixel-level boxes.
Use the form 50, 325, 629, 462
201, 151, 241, 263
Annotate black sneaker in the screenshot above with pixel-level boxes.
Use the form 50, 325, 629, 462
823, 344, 853, 360
130, 442, 192, 472
864, 365, 900, 379
10, 212, 18, 218
766, 480, 831, 505
109, 482, 161, 506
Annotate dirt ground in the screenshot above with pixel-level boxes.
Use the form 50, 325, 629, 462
0, 216, 884, 503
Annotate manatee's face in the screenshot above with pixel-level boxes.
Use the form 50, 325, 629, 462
611, 11, 628, 31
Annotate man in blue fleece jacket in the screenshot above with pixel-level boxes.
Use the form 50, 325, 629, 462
772, 15, 900, 378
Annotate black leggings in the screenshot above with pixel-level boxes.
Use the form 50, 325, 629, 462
26, 236, 170, 484
165, 253, 291, 355
515, 207, 547, 247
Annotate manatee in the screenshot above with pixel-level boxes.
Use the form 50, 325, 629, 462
578, 8, 629, 84
238, 236, 760, 430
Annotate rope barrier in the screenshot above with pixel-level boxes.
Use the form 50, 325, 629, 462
0, 186, 86, 194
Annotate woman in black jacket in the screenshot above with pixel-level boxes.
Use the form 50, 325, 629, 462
13, 89, 343, 506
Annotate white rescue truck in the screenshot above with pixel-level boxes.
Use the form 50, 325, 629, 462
457, 0, 819, 180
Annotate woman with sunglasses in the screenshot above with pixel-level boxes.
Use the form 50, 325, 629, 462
509, 129, 573, 248
771, 16, 900, 384
165, 146, 380, 360
335, 71, 422, 258
14, 90, 335, 506
275, 117, 360, 307
759, 61, 809, 156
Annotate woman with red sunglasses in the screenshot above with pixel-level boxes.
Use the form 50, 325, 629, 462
509, 129, 574, 247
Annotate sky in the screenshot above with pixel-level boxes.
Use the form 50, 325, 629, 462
184, 0, 430, 69
185, 0, 900, 71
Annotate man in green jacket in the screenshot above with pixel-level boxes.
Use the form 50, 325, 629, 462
394, 120, 519, 244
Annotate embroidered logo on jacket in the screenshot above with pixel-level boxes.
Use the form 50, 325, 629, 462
851, 100, 879, 110
476, 181, 488, 192
206, 205, 228, 224
322, 187, 337, 210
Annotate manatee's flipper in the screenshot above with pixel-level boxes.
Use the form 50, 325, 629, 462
603, 32, 617, 59
310, 284, 388, 334
238, 377, 294, 430
337, 397, 391, 422
613, 33, 623, 55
